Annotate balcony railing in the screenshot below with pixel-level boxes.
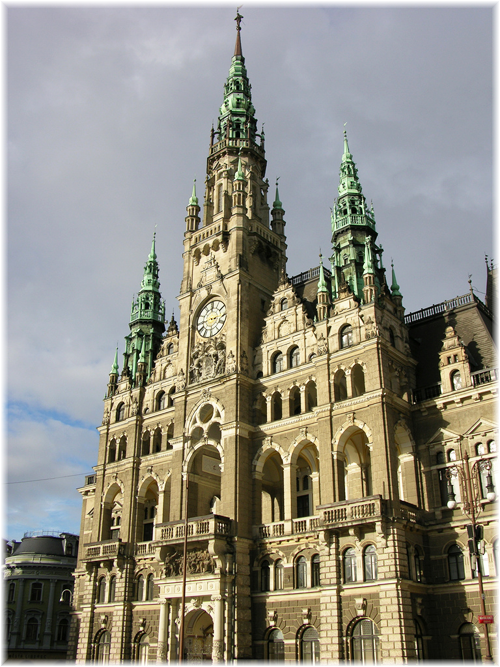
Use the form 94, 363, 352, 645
83, 539, 125, 561
412, 383, 442, 403
291, 266, 332, 286
155, 515, 232, 543
472, 367, 497, 386
254, 515, 321, 540
321, 496, 383, 527
404, 292, 475, 324
334, 213, 376, 232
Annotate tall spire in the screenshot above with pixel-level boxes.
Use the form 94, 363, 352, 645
317, 253, 328, 293
215, 11, 258, 146
110, 347, 119, 375
189, 179, 198, 206
391, 261, 401, 297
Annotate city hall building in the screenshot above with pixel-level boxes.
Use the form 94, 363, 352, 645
68, 15, 497, 663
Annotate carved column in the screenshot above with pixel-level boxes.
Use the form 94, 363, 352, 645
167, 599, 179, 661
156, 598, 168, 662
266, 396, 272, 423
211, 595, 225, 662
300, 385, 306, 413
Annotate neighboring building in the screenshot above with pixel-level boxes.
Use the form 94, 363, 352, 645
68, 15, 497, 663
4, 531, 79, 660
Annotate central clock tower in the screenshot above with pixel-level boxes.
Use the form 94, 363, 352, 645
177, 12, 287, 402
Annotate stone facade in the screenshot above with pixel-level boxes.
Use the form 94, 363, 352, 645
68, 15, 497, 664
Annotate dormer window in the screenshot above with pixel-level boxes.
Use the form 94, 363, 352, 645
280, 298, 288, 311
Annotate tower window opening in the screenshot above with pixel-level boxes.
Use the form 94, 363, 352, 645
451, 370, 462, 391
272, 352, 284, 374
296, 556, 307, 589
340, 325, 353, 349
344, 548, 357, 583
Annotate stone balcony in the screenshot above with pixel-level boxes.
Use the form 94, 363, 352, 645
82, 539, 126, 562
253, 496, 427, 542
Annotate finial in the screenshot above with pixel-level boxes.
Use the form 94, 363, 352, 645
273, 177, 282, 209
234, 9, 243, 56
468, 274, 474, 295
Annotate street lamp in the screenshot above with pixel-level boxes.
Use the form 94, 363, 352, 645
446, 450, 495, 662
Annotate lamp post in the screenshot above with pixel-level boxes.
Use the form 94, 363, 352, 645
446, 451, 495, 662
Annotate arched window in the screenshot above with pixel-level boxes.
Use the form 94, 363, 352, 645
272, 392, 282, 421
459, 623, 481, 661
118, 436, 127, 460
305, 382, 317, 411
95, 630, 111, 662
488, 440, 496, 453
142, 432, 151, 457
275, 560, 284, 590
363, 545, 377, 581
448, 545, 465, 581
312, 554, 320, 587
296, 556, 307, 589
451, 370, 462, 391
272, 352, 284, 374
167, 343, 174, 355
166, 423, 174, 449
261, 561, 270, 592
156, 391, 166, 411
290, 387, 301, 415
290, 346, 300, 368
57, 618, 69, 642
414, 548, 423, 583
300, 626, 320, 662
25, 616, 39, 642
116, 402, 125, 422
108, 576, 116, 603
217, 183, 223, 213
280, 298, 288, 311
136, 575, 145, 601
153, 428, 162, 453
476, 442, 486, 456
334, 370, 347, 402
414, 618, 425, 661
168, 386, 176, 407
344, 548, 357, 583
268, 628, 284, 661
351, 619, 380, 663
146, 574, 154, 601
351, 364, 365, 397
108, 440, 116, 463
340, 325, 353, 349
436, 451, 445, 465
447, 448, 457, 462
97, 577, 106, 604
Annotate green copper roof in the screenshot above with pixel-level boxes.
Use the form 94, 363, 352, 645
235, 154, 246, 181
338, 128, 362, 197
110, 347, 119, 375
391, 261, 402, 296
189, 179, 198, 206
216, 11, 258, 144
130, 234, 164, 325
273, 178, 283, 209
317, 254, 328, 293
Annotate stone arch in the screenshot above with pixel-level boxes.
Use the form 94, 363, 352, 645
184, 444, 222, 518
252, 440, 289, 475
394, 418, 418, 504
290, 437, 320, 519
184, 440, 225, 473
183, 606, 214, 662
102, 481, 124, 541
333, 418, 373, 501
186, 397, 225, 434
137, 478, 159, 543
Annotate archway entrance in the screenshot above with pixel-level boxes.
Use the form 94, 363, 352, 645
184, 609, 213, 662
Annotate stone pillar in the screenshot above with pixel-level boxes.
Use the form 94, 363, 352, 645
266, 396, 272, 423
332, 451, 346, 501
167, 599, 179, 661
300, 385, 306, 413
43, 580, 56, 647
345, 369, 352, 398
283, 463, 297, 520
310, 472, 320, 515
252, 471, 263, 527
319, 531, 344, 661
11, 578, 25, 647
211, 595, 225, 661
157, 598, 168, 662
156, 489, 166, 524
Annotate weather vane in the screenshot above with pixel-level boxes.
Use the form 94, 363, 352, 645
235, 7, 243, 30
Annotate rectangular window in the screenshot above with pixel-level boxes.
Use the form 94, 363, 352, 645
297, 495, 310, 518
30, 583, 42, 602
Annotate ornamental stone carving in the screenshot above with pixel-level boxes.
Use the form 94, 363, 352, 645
162, 549, 215, 578
190, 336, 227, 384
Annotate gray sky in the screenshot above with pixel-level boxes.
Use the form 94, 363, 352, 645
7, 5, 493, 541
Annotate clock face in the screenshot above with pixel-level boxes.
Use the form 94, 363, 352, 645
197, 300, 227, 338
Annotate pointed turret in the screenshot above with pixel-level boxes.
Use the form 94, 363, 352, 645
330, 129, 385, 305
107, 347, 119, 397
271, 178, 286, 236
122, 235, 165, 386
316, 253, 329, 320
186, 179, 201, 232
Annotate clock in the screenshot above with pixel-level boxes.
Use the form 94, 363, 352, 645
197, 300, 227, 338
